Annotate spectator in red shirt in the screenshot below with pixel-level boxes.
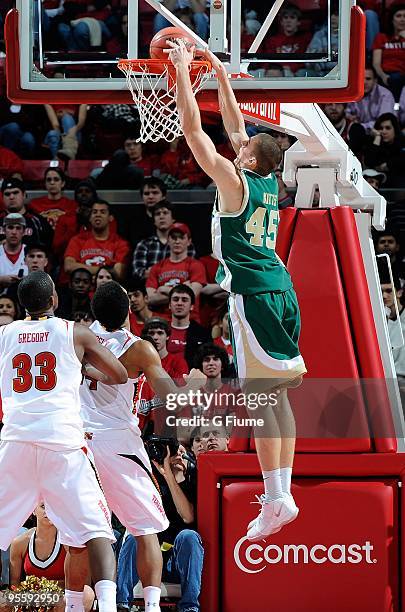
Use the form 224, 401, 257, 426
29, 167, 77, 229
265, 4, 312, 76
127, 280, 153, 336
212, 307, 234, 363
199, 253, 227, 328
160, 137, 209, 188
146, 222, 206, 317
124, 135, 158, 178
53, 179, 100, 260
373, 4, 405, 101
143, 317, 189, 381
0, 145, 23, 179
167, 284, 211, 370
64, 200, 130, 282
193, 343, 236, 417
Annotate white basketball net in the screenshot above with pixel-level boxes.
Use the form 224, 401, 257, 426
118, 59, 211, 143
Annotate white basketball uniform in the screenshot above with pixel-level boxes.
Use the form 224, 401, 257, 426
0, 317, 114, 550
0, 245, 27, 295
80, 321, 168, 536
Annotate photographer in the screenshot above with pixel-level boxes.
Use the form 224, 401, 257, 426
117, 442, 203, 612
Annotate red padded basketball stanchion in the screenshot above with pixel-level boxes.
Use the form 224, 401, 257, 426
276, 207, 298, 264
331, 207, 396, 453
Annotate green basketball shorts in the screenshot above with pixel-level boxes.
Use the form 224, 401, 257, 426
228, 289, 307, 380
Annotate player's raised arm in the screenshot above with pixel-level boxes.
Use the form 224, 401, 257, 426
204, 49, 249, 154
74, 324, 128, 384
166, 40, 242, 196
120, 338, 206, 402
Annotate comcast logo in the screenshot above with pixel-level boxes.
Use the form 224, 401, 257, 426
234, 537, 377, 574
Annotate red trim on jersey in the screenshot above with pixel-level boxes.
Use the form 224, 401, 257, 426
122, 333, 132, 349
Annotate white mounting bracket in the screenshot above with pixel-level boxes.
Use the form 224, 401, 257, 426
240, 102, 386, 230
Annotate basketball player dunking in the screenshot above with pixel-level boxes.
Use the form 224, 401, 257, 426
166, 40, 307, 541
78, 281, 206, 612
0, 271, 127, 612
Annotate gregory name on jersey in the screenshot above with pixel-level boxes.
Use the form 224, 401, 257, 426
18, 331, 50, 343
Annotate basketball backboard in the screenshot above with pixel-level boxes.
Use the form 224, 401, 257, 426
5, 0, 365, 106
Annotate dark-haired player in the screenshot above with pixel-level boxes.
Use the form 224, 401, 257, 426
0, 271, 128, 612
80, 281, 206, 612
167, 40, 307, 541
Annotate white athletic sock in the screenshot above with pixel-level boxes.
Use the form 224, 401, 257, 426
64, 589, 84, 611
280, 467, 293, 495
95, 580, 117, 612
262, 469, 283, 501
143, 585, 161, 610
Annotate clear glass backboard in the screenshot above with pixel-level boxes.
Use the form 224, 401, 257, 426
4, 0, 365, 104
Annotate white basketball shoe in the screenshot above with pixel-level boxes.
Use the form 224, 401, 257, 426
246, 493, 299, 542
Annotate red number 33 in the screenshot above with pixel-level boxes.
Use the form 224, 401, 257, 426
12, 352, 57, 392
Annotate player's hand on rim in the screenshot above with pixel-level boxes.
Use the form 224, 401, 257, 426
164, 39, 196, 68
202, 48, 224, 73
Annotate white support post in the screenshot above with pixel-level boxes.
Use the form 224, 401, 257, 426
295, 168, 339, 208
209, 0, 228, 53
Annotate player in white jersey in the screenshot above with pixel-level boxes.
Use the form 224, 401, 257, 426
0, 271, 128, 612
79, 281, 206, 612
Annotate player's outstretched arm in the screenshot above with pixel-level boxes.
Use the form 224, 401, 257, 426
74, 324, 128, 384
121, 339, 206, 401
166, 40, 241, 196
204, 49, 249, 154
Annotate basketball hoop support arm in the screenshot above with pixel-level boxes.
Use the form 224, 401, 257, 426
239, 102, 386, 231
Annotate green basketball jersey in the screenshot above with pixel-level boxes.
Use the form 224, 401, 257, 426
212, 169, 292, 295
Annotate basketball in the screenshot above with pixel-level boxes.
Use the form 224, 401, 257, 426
149, 27, 196, 60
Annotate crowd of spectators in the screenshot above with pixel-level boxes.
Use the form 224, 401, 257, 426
3, 1, 405, 609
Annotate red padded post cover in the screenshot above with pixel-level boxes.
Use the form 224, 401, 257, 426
331, 207, 396, 453
283, 210, 371, 452
277, 207, 298, 264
